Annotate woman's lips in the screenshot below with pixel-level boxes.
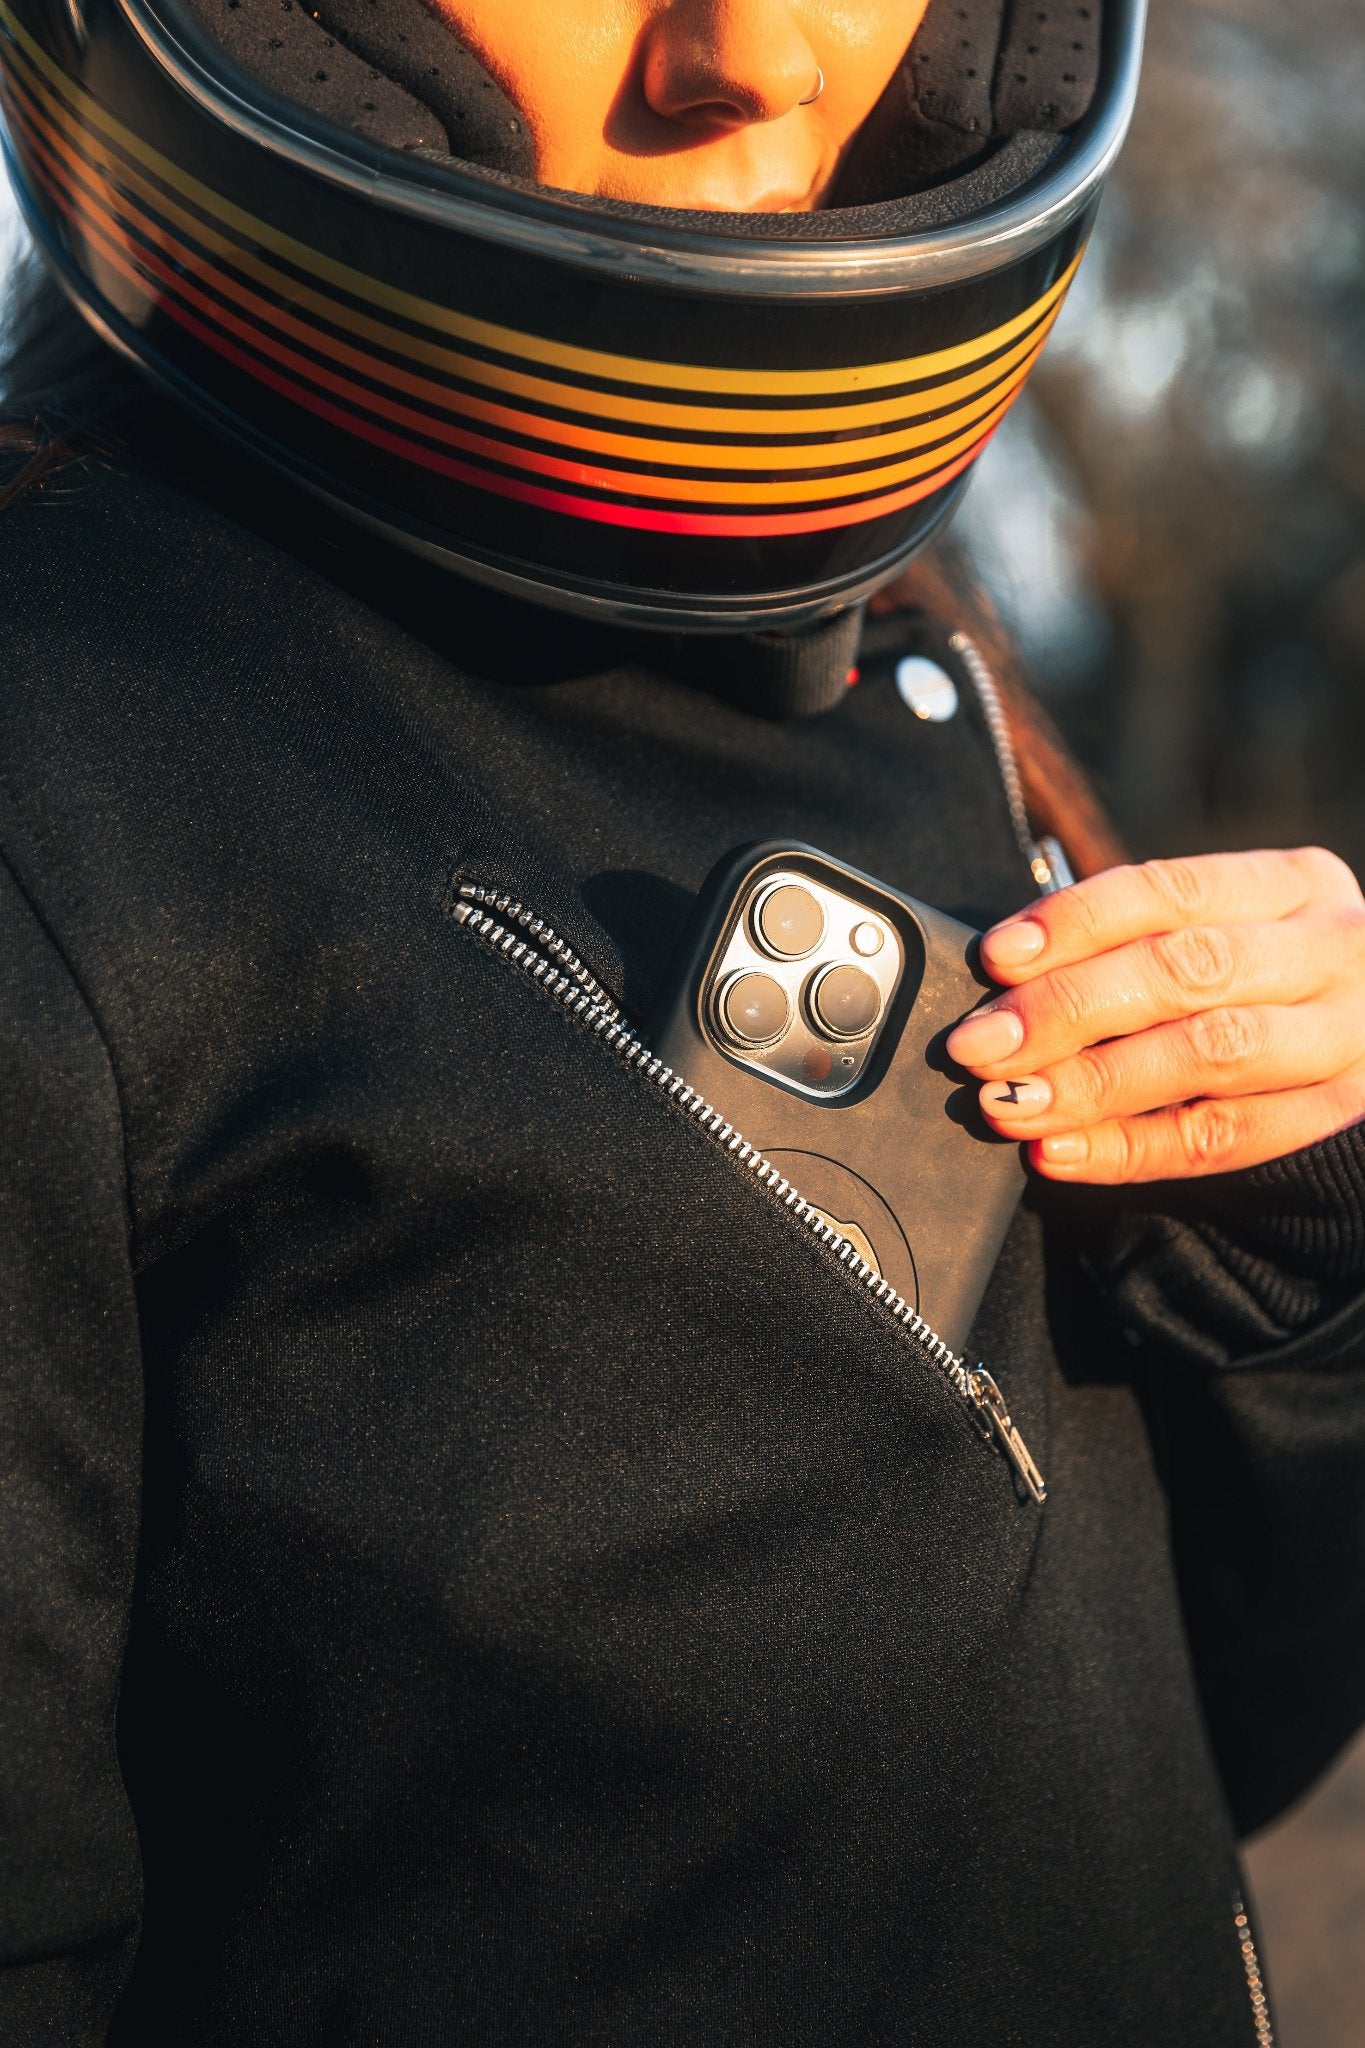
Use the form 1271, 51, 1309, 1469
593, 152, 819, 214
639, 183, 813, 213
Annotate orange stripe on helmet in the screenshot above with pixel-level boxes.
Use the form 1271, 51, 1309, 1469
5, 68, 1048, 509
17, 107, 1015, 511
2, 35, 1069, 445
0, 0, 1081, 403
14, 120, 995, 534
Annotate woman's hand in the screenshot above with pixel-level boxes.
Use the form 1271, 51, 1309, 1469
943, 847, 1365, 1183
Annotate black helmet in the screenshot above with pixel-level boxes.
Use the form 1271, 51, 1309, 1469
0, 0, 1143, 628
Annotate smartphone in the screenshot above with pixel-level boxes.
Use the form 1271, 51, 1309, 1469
649, 843, 1026, 1356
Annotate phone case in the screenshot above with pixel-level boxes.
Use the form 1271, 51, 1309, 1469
649, 842, 1026, 1356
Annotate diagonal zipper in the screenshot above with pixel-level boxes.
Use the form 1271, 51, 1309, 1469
451, 882, 1046, 1505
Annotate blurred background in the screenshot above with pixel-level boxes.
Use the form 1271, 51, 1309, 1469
959, 0, 1365, 876
1, 0, 1362, 2035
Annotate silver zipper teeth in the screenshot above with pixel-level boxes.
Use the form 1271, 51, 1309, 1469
1232, 1894, 1275, 2047
451, 884, 1046, 1503
454, 885, 622, 1020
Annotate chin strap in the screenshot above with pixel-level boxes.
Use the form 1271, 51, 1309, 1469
663, 608, 867, 721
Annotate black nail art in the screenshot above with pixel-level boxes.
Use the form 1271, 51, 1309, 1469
997, 1081, 1024, 1104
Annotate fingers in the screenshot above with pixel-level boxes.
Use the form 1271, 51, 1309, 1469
979, 848, 1360, 987
947, 919, 1330, 1081
954, 845, 1365, 1185
1019, 1080, 1365, 1185
979, 1003, 1360, 1138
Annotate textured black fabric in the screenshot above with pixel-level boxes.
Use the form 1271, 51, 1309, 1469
308, 0, 533, 168
0, 858, 143, 2033
1213, 1124, 1365, 1287
994, 0, 1102, 133
1074, 1125, 1365, 1370
0, 448, 1363, 2045
1064, 1128, 1365, 1834
1160, 1308, 1365, 1836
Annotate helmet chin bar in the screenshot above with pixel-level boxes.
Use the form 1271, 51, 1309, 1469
297, 470, 977, 636
22, 199, 974, 634
0, 0, 1144, 627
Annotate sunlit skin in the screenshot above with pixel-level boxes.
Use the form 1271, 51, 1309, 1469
427, 0, 930, 210
429, 5, 1365, 1183
948, 849, 1365, 1182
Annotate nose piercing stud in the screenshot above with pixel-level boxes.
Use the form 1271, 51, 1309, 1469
799, 65, 825, 106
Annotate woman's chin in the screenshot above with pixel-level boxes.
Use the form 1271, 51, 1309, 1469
581, 182, 818, 214
542, 151, 823, 215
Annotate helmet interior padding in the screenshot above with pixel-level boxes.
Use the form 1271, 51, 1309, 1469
839, 0, 1102, 202
181, 0, 1099, 203
185, 0, 535, 170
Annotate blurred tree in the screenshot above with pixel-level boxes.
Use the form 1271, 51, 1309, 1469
965, 0, 1365, 874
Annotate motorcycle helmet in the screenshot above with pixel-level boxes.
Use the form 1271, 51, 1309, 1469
0, 0, 1144, 628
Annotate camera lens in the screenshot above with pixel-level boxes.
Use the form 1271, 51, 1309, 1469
810, 963, 882, 1041
719, 971, 791, 1047
756, 884, 825, 958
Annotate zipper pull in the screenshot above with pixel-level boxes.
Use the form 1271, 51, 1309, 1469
967, 1368, 1047, 1504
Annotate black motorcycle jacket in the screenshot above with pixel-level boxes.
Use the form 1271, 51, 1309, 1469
2, 438, 1365, 2047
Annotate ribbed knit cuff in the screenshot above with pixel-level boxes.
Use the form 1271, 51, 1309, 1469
1192, 1119, 1365, 1289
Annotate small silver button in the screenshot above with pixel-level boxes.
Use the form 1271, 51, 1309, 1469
895, 656, 959, 723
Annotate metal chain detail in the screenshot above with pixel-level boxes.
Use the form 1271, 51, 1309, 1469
1232, 1895, 1275, 2048
947, 630, 1074, 893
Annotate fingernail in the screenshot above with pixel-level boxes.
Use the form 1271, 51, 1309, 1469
1041, 1133, 1088, 1165
988, 1075, 1052, 1118
946, 1008, 1025, 1068
982, 919, 1046, 969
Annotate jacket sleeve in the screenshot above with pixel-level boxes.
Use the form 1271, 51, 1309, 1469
1069, 1127, 1365, 1835
0, 854, 143, 2038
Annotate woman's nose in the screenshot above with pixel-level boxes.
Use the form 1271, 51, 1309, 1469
640, 0, 821, 128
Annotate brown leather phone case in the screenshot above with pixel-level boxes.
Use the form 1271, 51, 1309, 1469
649, 842, 1025, 1356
